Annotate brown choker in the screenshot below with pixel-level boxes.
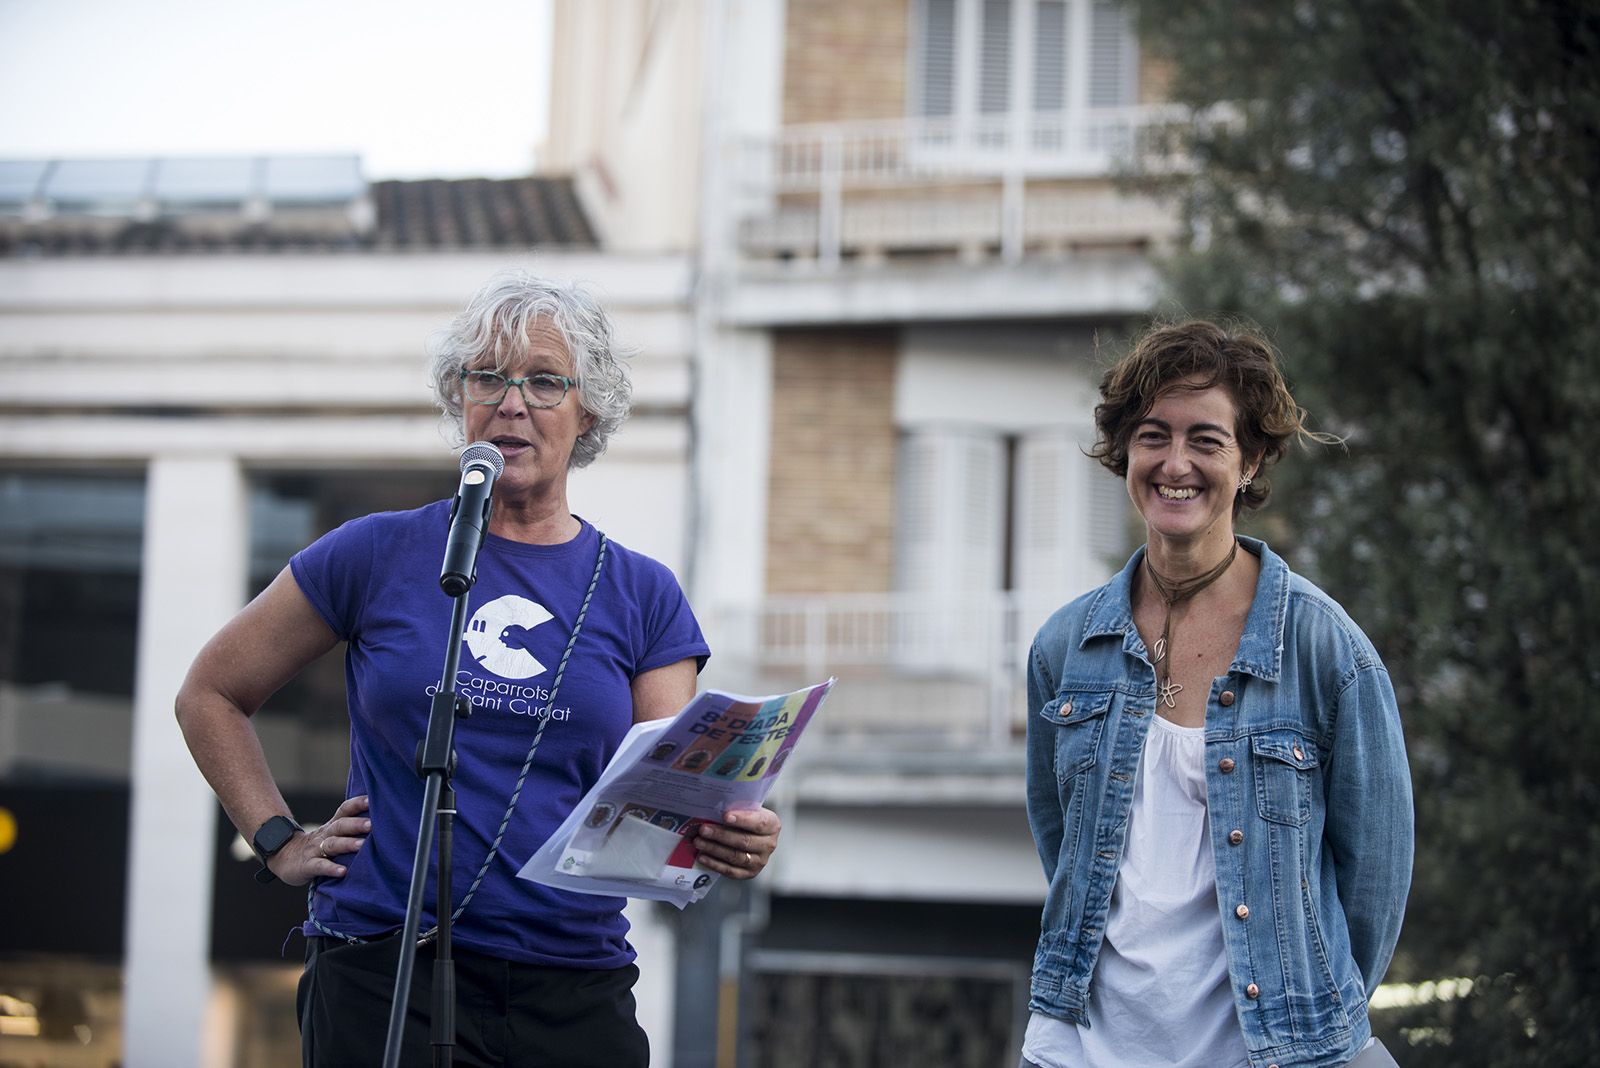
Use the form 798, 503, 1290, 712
1143, 541, 1238, 709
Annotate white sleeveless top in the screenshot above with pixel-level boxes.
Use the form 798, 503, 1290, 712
1023, 714, 1250, 1068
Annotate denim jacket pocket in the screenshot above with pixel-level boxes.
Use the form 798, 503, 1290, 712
1040, 689, 1115, 783
1251, 728, 1320, 826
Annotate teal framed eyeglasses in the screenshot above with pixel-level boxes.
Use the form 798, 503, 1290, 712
459, 370, 576, 409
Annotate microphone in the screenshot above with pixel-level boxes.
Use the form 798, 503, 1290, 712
439, 442, 505, 597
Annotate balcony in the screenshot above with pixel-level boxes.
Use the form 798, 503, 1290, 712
727, 108, 1184, 271
702, 591, 1081, 760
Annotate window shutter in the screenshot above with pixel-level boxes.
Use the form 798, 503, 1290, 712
956, 431, 1006, 591
1032, 0, 1068, 112
896, 429, 1005, 595
896, 432, 943, 594
916, 0, 1143, 143
978, 0, 1014, 114
1012, 430, 1130, 631
1012, 431, 1079, 602
896, 428, 1005, 674
1083, 449, 1132, 566
1087, 0, 1137, 107
917, 0, 958, 117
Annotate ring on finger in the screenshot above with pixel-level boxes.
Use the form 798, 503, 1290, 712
743, 851, 752, 867
319, 839, 329, 858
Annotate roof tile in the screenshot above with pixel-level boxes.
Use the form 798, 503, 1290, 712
0, 173, 597, 256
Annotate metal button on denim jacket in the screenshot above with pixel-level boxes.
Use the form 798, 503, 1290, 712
1024, 537, 1413, 1068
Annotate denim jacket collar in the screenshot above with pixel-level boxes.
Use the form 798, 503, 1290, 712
1079, 535, 1289, 682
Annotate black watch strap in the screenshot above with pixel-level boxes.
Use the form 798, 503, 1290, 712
251, 815, 302, 885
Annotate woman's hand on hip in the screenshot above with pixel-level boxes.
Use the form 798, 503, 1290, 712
268, 795, 371, 886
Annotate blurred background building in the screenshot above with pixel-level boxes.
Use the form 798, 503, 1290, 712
0, 1, 1177, 1064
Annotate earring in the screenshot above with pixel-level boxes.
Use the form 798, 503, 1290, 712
1237, 475, 1253, 492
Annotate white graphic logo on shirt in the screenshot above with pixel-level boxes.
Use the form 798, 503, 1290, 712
463, 595, 553, 679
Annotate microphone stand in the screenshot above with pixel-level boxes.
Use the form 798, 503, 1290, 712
382, 578, 474, 1068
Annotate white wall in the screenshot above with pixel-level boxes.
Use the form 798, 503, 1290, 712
623, 899, 677, 1064
568, 418, 693, 578
896, 322, 1103, 432
0, 252, 699, 551
549, 1, 707, 252
687, 326, 773, 622
770, 802, 1045, 904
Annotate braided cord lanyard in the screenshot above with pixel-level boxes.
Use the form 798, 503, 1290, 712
307, 533, 609, 945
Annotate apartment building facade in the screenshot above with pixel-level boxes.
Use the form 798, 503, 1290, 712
546, 1, 1175, 1063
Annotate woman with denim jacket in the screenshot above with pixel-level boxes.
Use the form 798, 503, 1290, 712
1021, 320, 1412, 1068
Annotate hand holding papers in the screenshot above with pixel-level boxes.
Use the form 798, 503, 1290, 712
518, 679, 834, 907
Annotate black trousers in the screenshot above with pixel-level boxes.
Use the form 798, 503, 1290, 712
297, 935, 649, 1068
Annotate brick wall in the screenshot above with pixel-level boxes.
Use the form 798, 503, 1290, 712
783, 0, 910, 124
766, 330, 899, 594
1139, 51, 1173, 104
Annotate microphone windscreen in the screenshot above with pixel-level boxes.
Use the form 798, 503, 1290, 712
459, 441, 506, 478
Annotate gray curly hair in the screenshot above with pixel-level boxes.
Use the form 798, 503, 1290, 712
428, 270, 633, 469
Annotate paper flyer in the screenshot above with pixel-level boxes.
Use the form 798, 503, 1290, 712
517, 678, 835, 908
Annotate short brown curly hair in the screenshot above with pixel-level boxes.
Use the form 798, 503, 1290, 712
1091, 319, 1331, 515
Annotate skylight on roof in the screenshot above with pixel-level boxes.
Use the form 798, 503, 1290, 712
263, 155, 364, 203
151, 157, 257, 204
47, 159, 154, 205
0, 154, 369, 216
0, 160, 50, 208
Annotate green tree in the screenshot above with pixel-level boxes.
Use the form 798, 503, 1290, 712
1129, 2, 1600, 1064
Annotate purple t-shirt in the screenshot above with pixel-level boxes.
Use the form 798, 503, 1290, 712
289, 501, 708, 967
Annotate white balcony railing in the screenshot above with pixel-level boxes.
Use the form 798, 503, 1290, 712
702, 591, 1079, 752
737, 109, 1181, 191
727, 108, 1186, 267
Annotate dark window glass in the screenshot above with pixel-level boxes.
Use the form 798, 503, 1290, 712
0, 471, 145, 784
244, 470, 455, 795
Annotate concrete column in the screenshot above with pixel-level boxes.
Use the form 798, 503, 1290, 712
690, 326, 773, 624
671, 883, 738, 1068
626, 899, 678, 1066
123, 455, 248, 1068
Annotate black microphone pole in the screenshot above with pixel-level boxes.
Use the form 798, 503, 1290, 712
383, 442, 504, 1068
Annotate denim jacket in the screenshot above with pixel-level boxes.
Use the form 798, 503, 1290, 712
1025, 537, 1413, 1068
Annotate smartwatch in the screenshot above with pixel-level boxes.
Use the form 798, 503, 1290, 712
250, 814, 302, 885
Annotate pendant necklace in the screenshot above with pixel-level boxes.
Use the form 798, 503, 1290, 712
1144, 539, 1238, 710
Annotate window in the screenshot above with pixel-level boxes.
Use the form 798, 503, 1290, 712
1033, 0, 1069, 113
979, 0, 1014, 115
920, 0, 959, 117
892, 327, 1133, 616
895, 425, 1131, 649
1086, 0, 1138, 107
893, 429, 1006, 673
0, 471, 146, 784
895, 428, 1007, 596
1010, 429, 1132, 631
245, 469, 456, 793
912, 0, 1140, 124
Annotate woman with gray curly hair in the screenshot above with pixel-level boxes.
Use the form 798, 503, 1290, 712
427, 269, 633, 469
176, 270, 780, 1067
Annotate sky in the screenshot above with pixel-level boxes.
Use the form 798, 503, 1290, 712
0, 0, 553, 180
